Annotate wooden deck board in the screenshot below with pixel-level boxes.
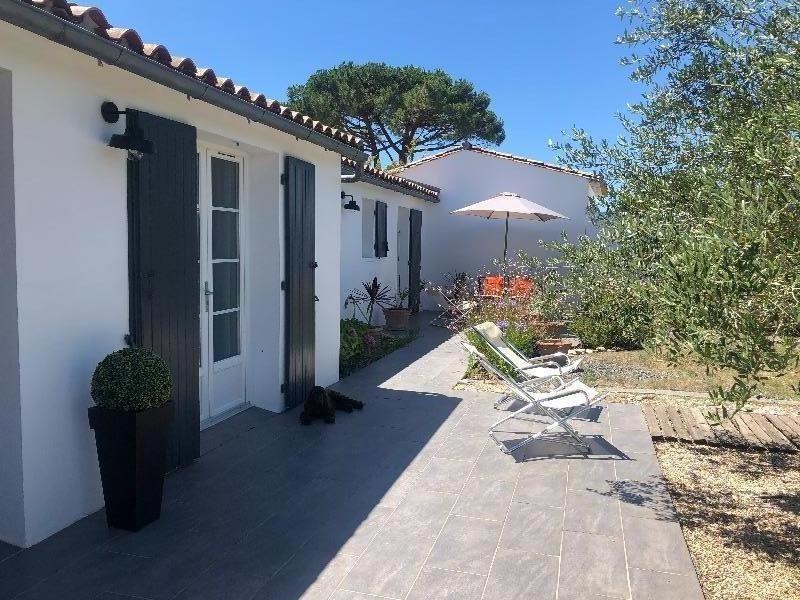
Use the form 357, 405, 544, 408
779, 414, 800, 439
713, 415, 747, 448
731, 414, 764, 448
638, 403, 797, 452
688, 407, 717, 445
748, 413, 794, 451
653, 405, 677, 440
739, 413, 778, 449
667, 406, 692, 442
641, 404, 663, 438
765, 414, 800, 446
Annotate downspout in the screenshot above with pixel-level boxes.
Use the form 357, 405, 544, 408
0, 0, 368, 162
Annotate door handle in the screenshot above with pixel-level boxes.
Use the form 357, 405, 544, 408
311, 261, 319, 269
314, 295, 320, 302
204, 281, 213, 312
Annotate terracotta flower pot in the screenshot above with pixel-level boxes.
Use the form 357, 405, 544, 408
536, 338, 572, 355
383, 308, 411, 331
532, 321, 565, 337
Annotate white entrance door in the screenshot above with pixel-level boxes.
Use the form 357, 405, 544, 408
199, 148, 246, 424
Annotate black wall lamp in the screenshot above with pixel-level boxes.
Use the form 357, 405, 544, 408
101, 101, 156, 160
341, 191, 360, 211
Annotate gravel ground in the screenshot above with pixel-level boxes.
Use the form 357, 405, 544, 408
656, 443, 800, 600
582, 360, 671, 382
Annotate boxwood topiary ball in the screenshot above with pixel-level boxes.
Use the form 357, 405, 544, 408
91, 347, 173, 411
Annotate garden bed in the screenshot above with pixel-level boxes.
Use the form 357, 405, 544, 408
339, 318, 417, 378
581, 350, 800, 411
655, 443, 800, 600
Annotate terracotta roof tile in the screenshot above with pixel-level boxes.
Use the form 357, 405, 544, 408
142, 43, 172, 65
23, 0, 363, 151
342, 158, 440, 202
170, 56, 197, 75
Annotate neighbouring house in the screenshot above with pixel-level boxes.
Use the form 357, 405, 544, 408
392, 142, 605, 309
340, 159, 440, 323
0, 0, 367, 548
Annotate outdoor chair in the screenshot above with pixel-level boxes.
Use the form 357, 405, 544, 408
480, 275, 504, 299
509, 276, 535, 298
429, 289, 476, 328
462, 342, 604, 454
472, 321, 583, 385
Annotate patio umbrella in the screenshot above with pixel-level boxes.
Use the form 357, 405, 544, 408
451, 192, 567, 262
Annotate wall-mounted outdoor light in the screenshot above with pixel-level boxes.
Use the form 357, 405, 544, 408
101, 101, 156, 160
341, 191, 360, 211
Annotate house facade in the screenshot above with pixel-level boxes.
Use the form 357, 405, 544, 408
0, 1, 365, 548
340, 160, 439, 323
393, 143, 604, 308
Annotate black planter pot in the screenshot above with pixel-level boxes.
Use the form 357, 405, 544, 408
88, 402, 173, 531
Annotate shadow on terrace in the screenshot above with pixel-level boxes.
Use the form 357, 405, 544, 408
0, 315, 686, 600
0, 319, 468, 599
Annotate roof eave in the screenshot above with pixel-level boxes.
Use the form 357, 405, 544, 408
341, 170, 439, 203
1, 0, 368, 162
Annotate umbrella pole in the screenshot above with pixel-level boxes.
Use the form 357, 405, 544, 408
503, 212, 509, 263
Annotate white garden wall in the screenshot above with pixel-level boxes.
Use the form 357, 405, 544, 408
399, 150, 597, 309
340, 181, 432, 325
0, 20, 342, 547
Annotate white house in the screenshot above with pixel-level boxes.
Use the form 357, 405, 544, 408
340, 159, 440, 323
0, 0, 366, 548
393, 143, 604, 308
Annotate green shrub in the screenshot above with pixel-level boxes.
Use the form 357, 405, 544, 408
91, 347, 173, 411
340, 318, 369, 373
339, 318, 416, 377
570, 288, 652, 350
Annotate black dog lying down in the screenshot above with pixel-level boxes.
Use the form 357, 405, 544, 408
300, 386, 364, 425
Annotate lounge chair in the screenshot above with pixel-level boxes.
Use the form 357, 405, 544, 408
462, 342, 604, 454
472, 321, 582, 380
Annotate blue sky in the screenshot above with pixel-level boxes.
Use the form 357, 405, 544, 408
98, 0, 641, 163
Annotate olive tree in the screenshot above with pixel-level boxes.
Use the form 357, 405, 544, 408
550, 0, 800, 416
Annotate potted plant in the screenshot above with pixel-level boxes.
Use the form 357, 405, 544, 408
88, 346, 173, 531
536, 337, 573, 355
344, 277, 394, 327
383, 288, 411, 331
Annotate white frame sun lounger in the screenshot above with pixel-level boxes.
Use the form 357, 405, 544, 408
472, 321, 583, 380
462, 342, 605, 454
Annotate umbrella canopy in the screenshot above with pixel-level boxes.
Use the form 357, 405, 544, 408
451, 192, 567, 261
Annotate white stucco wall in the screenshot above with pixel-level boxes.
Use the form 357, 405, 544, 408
399, 150, 596, 309
0, 20, 342, 547
340, 181, 432, 325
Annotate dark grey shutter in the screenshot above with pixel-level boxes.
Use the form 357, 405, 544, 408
127, 110, 200, 472
409, 209, 423, 313
284, 156, 316, 409
374, 200, 388, 258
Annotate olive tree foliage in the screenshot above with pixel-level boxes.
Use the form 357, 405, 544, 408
287, 62, 505, 167
548, 0, 800, 417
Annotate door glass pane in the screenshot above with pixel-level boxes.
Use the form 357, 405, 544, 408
213, 262, 239, 312
212, 211, 238, 259
211, 157, 239, 209
213, 311, 239, 361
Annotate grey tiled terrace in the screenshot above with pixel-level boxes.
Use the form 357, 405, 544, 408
0, 317, 702, 600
